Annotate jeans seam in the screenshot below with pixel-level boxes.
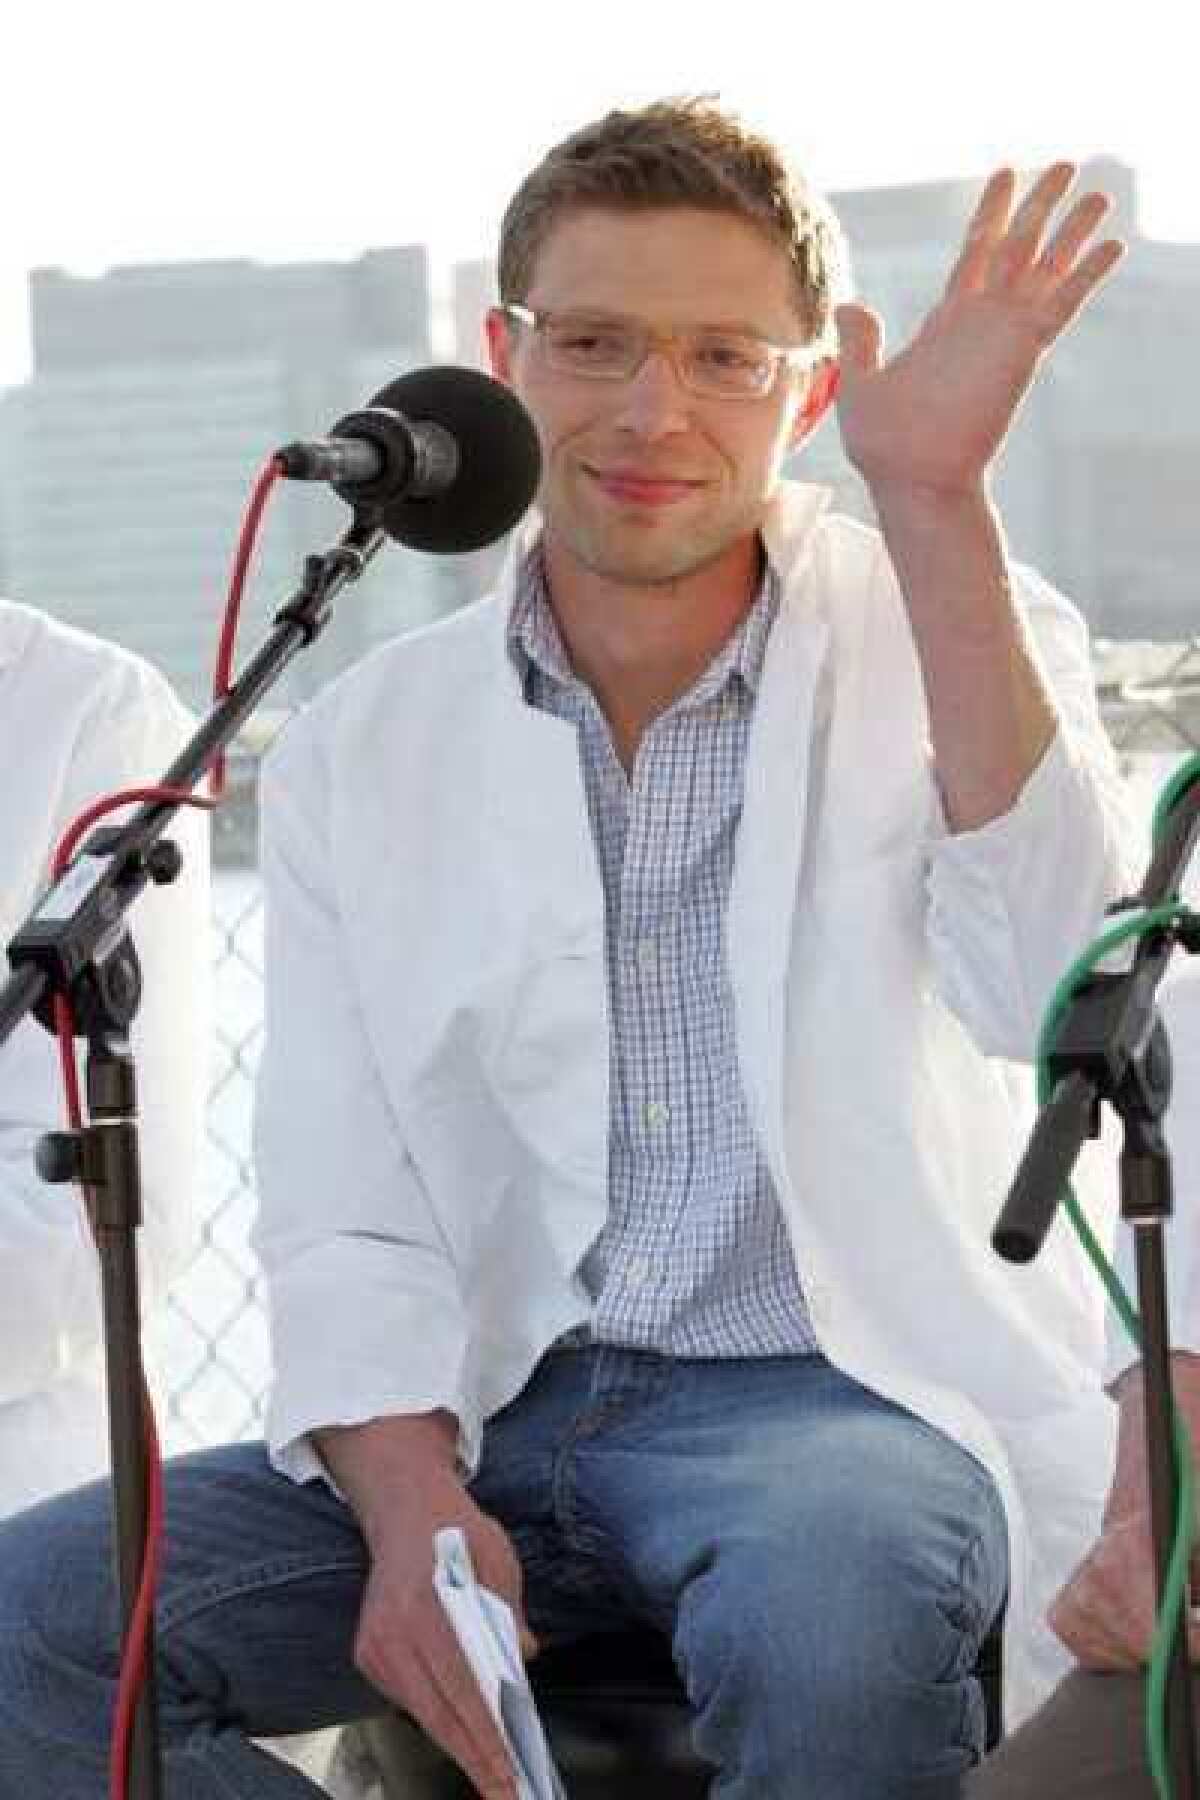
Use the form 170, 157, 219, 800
158, 1551, 366, 1636
941, 1525, 999, 1760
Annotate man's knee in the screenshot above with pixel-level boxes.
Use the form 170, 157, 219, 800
672, 1488, 1000, 1790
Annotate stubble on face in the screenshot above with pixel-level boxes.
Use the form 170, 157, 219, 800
544, 474, 767, 590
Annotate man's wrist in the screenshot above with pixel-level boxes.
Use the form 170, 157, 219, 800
866, 476, 994, 533
314, 1410, 463, 1549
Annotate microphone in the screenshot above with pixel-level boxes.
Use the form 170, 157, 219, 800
275, 365, 542, 554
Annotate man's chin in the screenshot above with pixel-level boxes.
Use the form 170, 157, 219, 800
588, 550, 710, 585
563, 524, 727, 588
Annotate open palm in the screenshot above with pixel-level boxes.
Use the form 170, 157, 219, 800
835, 163, 1125, 495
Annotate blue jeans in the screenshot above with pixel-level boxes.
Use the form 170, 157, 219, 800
0, 1348, 1007, 1798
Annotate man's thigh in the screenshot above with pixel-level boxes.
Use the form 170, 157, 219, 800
968, 1670, 1171, 1799
532, 1351, 1009, 1793
576, 1353, 1009, 1635
472, 1345, 669, 1643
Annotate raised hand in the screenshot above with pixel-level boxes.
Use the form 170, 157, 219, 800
834, 163, 1125, 498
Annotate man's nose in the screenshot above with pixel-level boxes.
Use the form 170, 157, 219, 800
611, 348, 692, 438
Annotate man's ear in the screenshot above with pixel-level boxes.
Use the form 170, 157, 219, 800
789, 359, 840, 449
485, 307, 515, 384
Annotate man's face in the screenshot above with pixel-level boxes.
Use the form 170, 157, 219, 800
488, 207, 824, 587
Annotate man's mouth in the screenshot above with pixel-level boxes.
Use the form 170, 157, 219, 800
582, 466, 707, 506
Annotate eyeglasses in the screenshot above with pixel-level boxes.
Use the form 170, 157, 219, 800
501, 304, 817, 401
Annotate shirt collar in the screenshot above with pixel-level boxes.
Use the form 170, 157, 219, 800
505, 544, 780, 708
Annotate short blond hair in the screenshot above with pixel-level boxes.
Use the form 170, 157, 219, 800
498, 97, 847, 347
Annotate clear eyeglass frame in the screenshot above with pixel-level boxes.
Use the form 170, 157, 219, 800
500, 303, 818, 401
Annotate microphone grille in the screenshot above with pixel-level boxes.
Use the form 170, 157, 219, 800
365, 366, 541, 554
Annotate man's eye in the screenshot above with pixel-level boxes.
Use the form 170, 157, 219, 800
555, 330, 627, 358
695, 339, 761, 370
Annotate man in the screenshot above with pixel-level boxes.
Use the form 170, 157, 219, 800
970, 959, 1200, 1797
0, 100, 1133, 1798
0, 600, 208, 1515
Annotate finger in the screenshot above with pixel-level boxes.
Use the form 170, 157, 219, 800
1043, 238, 1126, 336
944, 168, 1017, 295
1032, 192, 1113, 290
1048, 1576, 1128, 1670
422, 1609, 516, 1767
366, 1601, 517, 1796
470, 1526, 537, 1652
1050, 1589, 1144, 1670
1049, 1583, 1149, 1671
990, 162, 1078, 282
1048, 1540, 1158, 1670
833, 303, 883, 375
1087, 1555, 1160, 1663
403, 1655, 519, 1799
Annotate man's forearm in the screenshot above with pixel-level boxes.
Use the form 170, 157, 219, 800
314, 1409, 461, 1550
871, 480, 1057, 834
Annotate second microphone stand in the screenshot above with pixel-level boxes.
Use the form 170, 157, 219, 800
994, 773, 1200, 1799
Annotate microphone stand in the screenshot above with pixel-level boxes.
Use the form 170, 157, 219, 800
993, 774, 1200, 1799
0, 515, 385, 1800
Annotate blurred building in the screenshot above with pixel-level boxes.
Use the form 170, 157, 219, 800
0, 247, 467, 720
453, 258, 495, 371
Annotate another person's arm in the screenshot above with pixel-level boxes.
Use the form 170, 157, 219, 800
0, 651, 208, 1413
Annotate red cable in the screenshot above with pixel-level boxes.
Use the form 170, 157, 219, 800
48, 784, 214, 1800
109, 1396, 164, 1800
47, 453, 285, 1796
210, 456, 285, 798
51, 785, 211, 879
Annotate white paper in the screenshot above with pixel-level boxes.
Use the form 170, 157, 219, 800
432, 1526, 567, 1800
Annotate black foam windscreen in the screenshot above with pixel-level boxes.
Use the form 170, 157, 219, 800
366, 366, 541, 554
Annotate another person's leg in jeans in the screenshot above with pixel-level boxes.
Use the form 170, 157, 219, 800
556, 1349, 1011, 1800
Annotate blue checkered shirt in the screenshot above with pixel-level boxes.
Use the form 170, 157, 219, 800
507, 552, 818, 1358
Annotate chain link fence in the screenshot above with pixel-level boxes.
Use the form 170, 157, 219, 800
147, 867, 269, 1453
148, 644, 1200, 1454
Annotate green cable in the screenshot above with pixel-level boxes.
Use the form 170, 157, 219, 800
1034, 748, 1200, 1799
1153, 755, 1200, 847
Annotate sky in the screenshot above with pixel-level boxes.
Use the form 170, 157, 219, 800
1, 0, 1196, 386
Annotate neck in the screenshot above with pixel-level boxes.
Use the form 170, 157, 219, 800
540, 530, 764, 769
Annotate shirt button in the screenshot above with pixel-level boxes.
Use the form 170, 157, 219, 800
644, 1100, 671, 1129
636, 938, 658, 971
626, 1257, 650, 1286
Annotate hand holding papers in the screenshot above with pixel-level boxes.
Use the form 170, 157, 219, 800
433, 1525, 567, 1800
